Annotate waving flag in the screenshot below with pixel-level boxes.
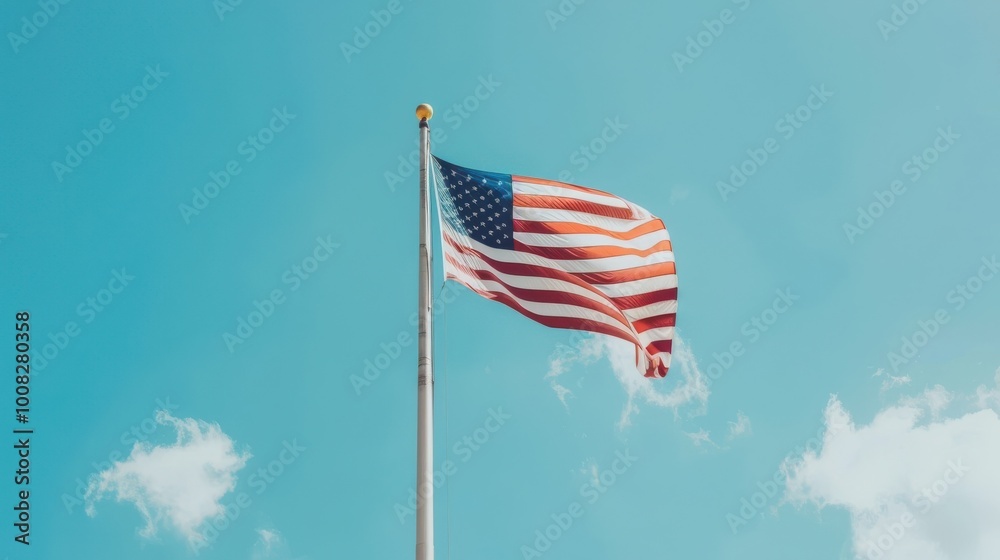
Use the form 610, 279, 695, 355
433, 157, 677, 378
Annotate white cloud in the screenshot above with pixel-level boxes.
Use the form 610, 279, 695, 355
252, 528, 288, 560
578, 459, 600, 488
685, 429, 716, 448
258, 528, 279, 549
874, 368, 912, 392
783, 384, 1000, 560
85, 411, 251, 547
546, 333, 709, 429
727, 411, 752, 440
545, 336, 605, 408
973, 367, 1000, 410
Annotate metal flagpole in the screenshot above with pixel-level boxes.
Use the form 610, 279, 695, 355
415, 103, 435, 560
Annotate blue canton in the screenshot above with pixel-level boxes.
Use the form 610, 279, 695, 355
434, 157, 514, 250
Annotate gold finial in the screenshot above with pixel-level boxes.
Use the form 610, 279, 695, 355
416, 103, 434, 121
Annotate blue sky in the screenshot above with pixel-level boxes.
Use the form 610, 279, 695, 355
2, 1, 999, 559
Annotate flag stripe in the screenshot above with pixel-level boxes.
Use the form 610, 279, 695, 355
444, 255, 635, 331
443, 231, 676, 287
513, 218, 666, 240
513, 194, 634, 220
609, 288, 678, 311
513, 230, 670, 250
447, 270, 641, 343
513, 207, 649, 232
512, 175, 623, 199
631, 313, 677, 333
512, 180, 629, 208
514, 239, 674, 260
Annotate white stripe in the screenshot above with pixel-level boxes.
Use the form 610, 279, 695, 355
442, 248, 626, 316
592, 274, 678, 298
623, 300, 678, 321
463, 240, 672, 275
513, 230, 670, 251
447, 267, 637, 336
513, 207, 650, 232
638, 327, 675, 344
512, 180, 628, 208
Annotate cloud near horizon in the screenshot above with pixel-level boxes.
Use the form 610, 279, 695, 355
85, 411, 251, 547
783, 372, 1000, 560
545, 332, 710, 429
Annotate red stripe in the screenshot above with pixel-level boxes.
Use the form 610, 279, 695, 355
514, 239, 673, 260
513, 194, 632, 220
447, 275, 640, 344
444, 233, 676, 288
443, 232, 607, 296
514, 219, 665, 240
513, 175, 625, 201
444, 255, 634, 331
645, 339, 673, 355
631, 313, 676, 333
610, 288, 678, 310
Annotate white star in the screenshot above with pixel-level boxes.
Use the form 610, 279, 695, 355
494, 212, 500, 217
494, 198, 500, 203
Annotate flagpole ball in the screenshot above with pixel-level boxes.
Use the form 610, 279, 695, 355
416, 103, 434, 121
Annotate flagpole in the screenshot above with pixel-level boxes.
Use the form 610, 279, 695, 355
415, 103, 435, 560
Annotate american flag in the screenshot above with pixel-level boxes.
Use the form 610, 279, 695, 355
433, 157, 677, 378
